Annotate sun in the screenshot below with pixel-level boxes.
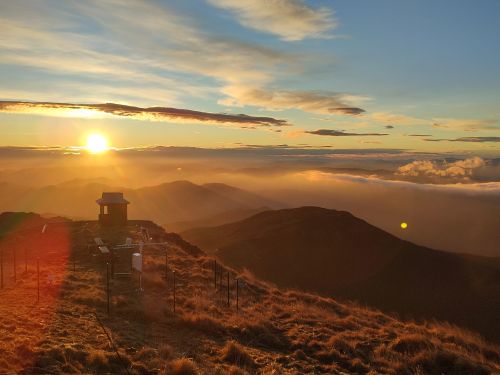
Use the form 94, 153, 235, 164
85, 133, 109, 154
400, 222, 408, 230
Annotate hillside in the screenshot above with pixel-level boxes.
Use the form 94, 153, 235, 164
0, 212, 498, 374
0, 180, 282, 226
182, 207, 500, 344
166, 207, 271, 233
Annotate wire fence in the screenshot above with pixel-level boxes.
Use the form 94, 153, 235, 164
0, 223, 264, 373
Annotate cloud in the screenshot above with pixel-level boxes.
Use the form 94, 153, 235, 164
220, 87, 365, 115
305, 129, 388, 137
206, 0, 337, 41
407, 134, 432, 137
370, 112, 427, 126
424, 137, 500, 143
0, 101, 289, 127
0, 145, 409, 159
385, 125, 394, 129
396, 157, 486, 179
364, 113, 499, 133
300, 170, 500, 193
452, 137, 500, 143
0, 1, 368, 118
432, 118, 499, 131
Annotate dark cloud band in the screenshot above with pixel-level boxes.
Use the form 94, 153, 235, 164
424, 137, 500, 143
305, 129, 388, 137
0, 101, 289, 127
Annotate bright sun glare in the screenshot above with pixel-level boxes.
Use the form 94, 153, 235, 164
86, 134, 109, 154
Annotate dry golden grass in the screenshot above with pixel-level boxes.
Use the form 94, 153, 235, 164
220, 341, 255, 369
167, 357, 199, 375
0, 218, 498, 374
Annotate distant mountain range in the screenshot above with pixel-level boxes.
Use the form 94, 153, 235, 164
0, 180, 283, 228
181, 206, 500, 343
166, 207, 271, 233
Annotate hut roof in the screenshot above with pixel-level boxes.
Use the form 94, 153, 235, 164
96, 192, 129, 205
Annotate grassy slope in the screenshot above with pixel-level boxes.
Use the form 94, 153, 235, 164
181, 207, 500, 344
0, 215, 498, 374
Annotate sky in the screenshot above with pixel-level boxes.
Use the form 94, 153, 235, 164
0, 1, 499, 256
0, 0, 499, 154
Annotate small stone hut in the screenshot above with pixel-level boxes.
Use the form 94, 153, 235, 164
96, 192, 129, 226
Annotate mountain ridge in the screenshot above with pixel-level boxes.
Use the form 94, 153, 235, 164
0, 179, 283, 228
181, 206, 500, 343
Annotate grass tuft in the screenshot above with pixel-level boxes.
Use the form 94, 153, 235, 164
220, 341, 254, 369
168, 358, 199, 375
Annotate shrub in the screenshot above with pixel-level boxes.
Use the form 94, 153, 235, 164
327, 335, 355, 356
220, 341, 254, 369
86, 349, 109, 372
406, 349, 490, 375
390, 334, 433, 354
179, 312, 225, 336
349, 358, 369, 373
225, 366, 248, 375
159, 344, 173, 360
134, 347, 157, 362
168, 358, 199, 375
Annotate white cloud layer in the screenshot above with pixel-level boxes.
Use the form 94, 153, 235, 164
396, 157, 486, 179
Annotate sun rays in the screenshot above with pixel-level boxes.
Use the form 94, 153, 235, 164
85, 134, 109, 154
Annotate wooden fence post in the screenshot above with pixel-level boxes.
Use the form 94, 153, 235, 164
227, 272, 230, 308
219, 267, 223, 291
37, 258, 40, 303
13, 248, 16, 283
106, 262, 110, 316
173, 271, 176, 314
110, 250, 114, 279
236, 278, 239, 312
1, 248, 3, 289
165, 250, 168, 281
214, 260, 217, 290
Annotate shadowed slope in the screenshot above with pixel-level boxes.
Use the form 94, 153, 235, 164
166, 207, 271, 233
182, 206, 500, 343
